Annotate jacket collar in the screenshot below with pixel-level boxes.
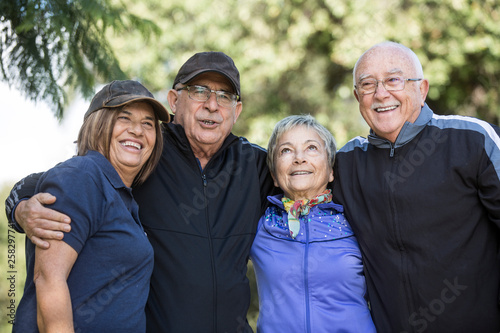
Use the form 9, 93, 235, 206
368, 103, 433, 149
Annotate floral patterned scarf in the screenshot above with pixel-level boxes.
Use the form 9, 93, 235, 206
281, 189, 332, 238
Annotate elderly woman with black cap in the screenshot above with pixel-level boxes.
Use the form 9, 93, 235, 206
250, 115, 375, 332
13, 80, 170, 333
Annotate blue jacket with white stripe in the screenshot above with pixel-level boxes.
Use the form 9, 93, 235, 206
333, 104, 500, 332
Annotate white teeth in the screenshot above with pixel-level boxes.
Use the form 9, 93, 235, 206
376, 106, 397, 112
122, 141, 141, 149
203, 120, 215, 125
292, 171, 310, 175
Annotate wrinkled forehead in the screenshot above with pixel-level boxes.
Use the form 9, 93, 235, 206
355, 45, 419, 80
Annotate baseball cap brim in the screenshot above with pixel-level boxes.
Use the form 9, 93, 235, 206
103, 95, 171, 123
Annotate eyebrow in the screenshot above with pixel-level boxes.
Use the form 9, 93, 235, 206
387, 68, 404, 75
120, 109, 155, 121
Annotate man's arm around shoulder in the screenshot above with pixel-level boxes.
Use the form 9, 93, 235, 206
4, 172, 71, 249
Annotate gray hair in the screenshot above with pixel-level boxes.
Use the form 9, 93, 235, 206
353, 41, 424, 85
267, 114, 337, 176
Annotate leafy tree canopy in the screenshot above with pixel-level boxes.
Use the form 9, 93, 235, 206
107, 0, 500, 146
0, 0, 160, 119
2, 0, 500, 145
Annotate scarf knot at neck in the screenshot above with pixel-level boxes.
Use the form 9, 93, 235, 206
281, 189, 332, 238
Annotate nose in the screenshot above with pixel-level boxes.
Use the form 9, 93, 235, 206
128, 120, 144, 135
204, 91, 219, 112
374, 81, 390, 97
293, 150, 306, 164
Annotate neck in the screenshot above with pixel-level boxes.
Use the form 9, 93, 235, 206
188, 139, 226, 170
117, 171, 134, 188
191, 144, 222, 169
286, 188, 330, 202
108, 158, 137, 188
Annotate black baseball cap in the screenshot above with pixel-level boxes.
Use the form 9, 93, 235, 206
172, 52, 241, 98
84, 80, 171, 122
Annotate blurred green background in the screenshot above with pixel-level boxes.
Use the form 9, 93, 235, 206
1, 184, 26, 332
2, 0, 500, 331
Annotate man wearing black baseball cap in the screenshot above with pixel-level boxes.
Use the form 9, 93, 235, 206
7, 52, 275, 332
173, 51, 241, 97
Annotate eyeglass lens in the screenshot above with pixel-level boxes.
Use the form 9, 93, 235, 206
188, 86, 237, 107
358, 76, 405, 94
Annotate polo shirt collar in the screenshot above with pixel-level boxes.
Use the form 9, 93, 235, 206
86, 150, 128, 190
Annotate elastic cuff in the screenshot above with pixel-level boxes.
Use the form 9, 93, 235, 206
9, 199, 27, 233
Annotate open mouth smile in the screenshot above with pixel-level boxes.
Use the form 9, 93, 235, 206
120, 141, 142, 150
374, 105, 398, 112
291, 171, 312, 176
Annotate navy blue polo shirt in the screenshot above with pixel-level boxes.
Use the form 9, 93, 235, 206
14, 151, 154, 333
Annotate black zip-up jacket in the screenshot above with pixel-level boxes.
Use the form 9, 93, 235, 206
5, 122, 275, 332
333, 105, 500, 332
135, 122, 274, 332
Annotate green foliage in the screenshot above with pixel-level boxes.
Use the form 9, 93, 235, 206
246, 261, 259, 330
412, 0, 500, 123
2, 0, 500, 141
107, 0, 500, 147
0, 0, 160, 119
4, 0, 500, 143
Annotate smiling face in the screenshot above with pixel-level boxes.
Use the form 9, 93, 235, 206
353, 43, 429, 143
272, 125, 334, 201
167, 72, 242, 162
109, 101, 156, 186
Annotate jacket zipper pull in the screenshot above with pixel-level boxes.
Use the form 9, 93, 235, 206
390, 143, 395, 157
202, 174, 207, 187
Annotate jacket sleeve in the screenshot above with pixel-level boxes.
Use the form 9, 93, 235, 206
477, 124, 500, 228
4, 172, 43, 232
254, 146, 279, 216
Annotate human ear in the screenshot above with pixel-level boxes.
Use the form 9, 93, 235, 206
233, 101, 243, 124
419, 79, 430, 106
167, 89, 179, 114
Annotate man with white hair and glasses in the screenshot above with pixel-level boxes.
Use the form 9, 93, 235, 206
333, 41, 500, 332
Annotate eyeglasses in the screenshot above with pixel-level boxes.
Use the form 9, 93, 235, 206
355, 76, 422, 95
176, 85, 239, 108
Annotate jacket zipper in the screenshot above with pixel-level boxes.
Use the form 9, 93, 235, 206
388, 147, 414, 330
202, 173, 218, 332
304, 216, 311, 333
